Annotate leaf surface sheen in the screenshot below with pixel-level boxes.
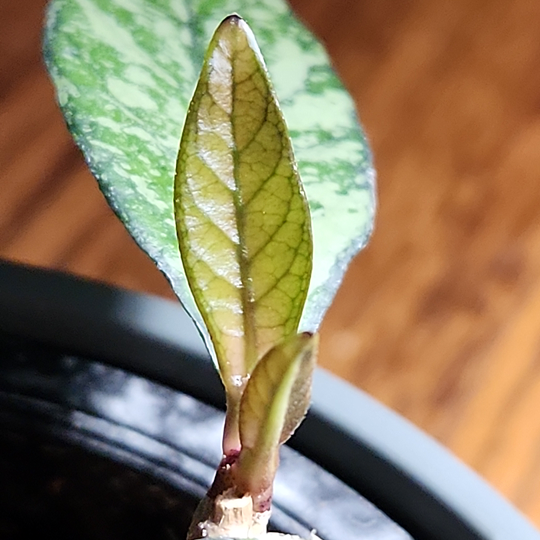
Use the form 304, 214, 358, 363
175, 17, 312, 392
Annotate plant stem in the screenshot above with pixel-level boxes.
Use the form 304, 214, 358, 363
223, 389, 243, 454
186, 452, 270, 540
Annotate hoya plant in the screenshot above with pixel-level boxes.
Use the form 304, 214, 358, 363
44, 1, 375, 539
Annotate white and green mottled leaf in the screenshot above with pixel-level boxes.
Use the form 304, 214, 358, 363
44, 0, 376, 362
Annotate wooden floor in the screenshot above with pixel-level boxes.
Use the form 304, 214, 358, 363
3, 0, 540, 529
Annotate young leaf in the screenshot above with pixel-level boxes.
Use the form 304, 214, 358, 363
175, 16, 312, 405
44, 0, 375, 362
235, 332, 318, 500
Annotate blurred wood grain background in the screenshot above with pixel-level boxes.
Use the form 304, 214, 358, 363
3, 0, 540, 529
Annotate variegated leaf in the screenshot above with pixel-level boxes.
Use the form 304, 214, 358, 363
44, 0, 375, 363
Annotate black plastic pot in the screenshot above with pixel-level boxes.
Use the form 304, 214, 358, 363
0, 260, 538, 540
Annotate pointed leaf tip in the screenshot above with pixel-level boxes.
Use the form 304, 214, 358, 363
220, 13, 243, 26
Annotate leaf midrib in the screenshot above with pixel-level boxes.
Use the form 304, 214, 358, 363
231, 43, 257, 375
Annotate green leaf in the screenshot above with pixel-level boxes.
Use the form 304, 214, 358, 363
44, 0, 375, 362
175, 16, 312, 402
236, 332, 317, 497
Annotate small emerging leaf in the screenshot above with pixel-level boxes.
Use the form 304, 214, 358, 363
235, 332, 318, 498
175, 16, 312, 404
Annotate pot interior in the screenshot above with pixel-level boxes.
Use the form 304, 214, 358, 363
0, 331, 412, 540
